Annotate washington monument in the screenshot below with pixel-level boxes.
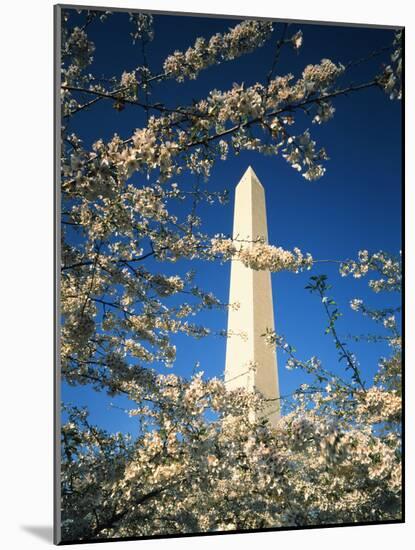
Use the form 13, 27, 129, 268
225, 166, 280, 427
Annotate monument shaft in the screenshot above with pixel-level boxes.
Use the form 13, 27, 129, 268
225, 166, 280, 426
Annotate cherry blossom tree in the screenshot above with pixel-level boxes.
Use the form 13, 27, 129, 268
58, 8, 402, 542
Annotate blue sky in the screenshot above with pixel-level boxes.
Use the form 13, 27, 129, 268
61, 8, 402, 434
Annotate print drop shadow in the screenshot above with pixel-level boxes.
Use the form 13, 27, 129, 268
21, 525, 53, 543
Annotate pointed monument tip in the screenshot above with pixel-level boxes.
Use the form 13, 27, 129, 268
237, 165, 264, 189
244, 165, 256, 178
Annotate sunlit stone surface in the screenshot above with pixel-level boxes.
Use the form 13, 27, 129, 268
225, 166, 280, 427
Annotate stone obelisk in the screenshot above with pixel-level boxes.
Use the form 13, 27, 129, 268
225, 166, 280, 427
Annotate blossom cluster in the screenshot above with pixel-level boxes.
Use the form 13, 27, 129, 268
340, 250, 401, 292
355, 387, 401, 424
210, 237, 313, 272
378, 30, 402, 100
61, 25, 95, 86
63, 55, 346, 183
282, 130, 329, 181
163, 20, 273, 81
61, 357, 402, 541
129, 12, 154, 44
302, 58, 345, 91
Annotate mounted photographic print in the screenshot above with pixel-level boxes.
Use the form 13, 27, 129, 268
54, 4, 404, 545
